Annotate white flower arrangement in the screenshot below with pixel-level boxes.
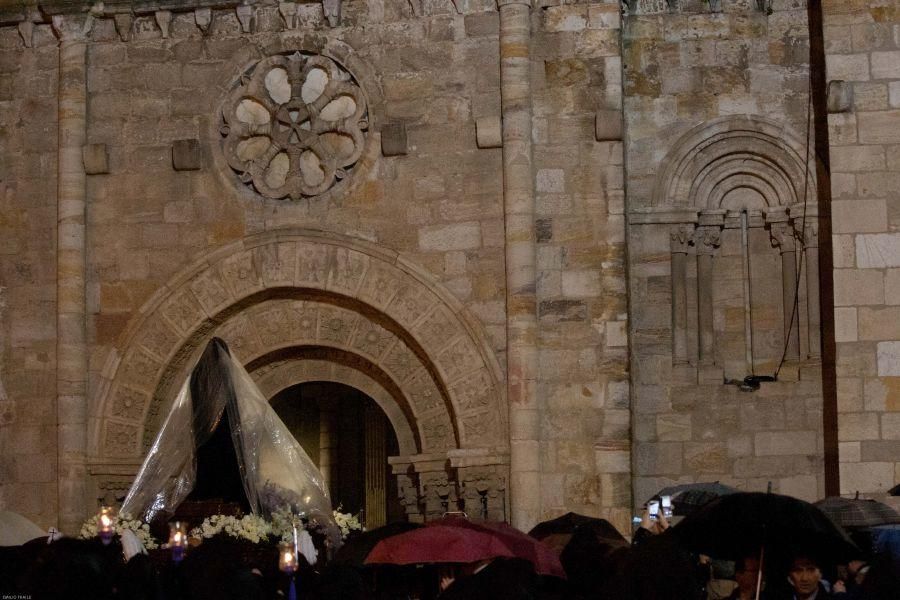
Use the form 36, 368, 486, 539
79, 512, 159, 550
332, 508, 362, 540
189, 508, 300, 544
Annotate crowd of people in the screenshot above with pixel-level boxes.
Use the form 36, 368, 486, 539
2, 502, 900, 600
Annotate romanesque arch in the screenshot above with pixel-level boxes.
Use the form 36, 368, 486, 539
637, 114, 820, 379
652, 114, 817, 209
88, 230, 508, 519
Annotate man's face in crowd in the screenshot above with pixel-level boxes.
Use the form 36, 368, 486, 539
788, 557, 821, 596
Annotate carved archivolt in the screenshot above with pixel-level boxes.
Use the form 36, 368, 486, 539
221, 52, 369, 200
652, 115, 816, 209
90, 230, 507, 462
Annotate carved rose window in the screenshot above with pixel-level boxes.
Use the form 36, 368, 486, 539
221, 52, 368, 200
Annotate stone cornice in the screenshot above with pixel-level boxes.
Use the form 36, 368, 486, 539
0, 0, 280, 25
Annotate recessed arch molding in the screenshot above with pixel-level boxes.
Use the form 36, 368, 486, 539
88, 229, 509, 522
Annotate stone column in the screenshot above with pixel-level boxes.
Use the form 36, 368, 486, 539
318, 405, 337, 494
670, 225, 694, 365
693, 212, 723, 369
499, 0, 539, 531
389, 456, 424, 523
364, 404, 387, 529
769, 212, 801, 362
52, 13, 92, 535
801, 220, 821, 360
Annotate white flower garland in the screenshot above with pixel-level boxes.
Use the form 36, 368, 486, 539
79, 512, 158, 550
190, 508, 298, 544
332, 508, 362, 540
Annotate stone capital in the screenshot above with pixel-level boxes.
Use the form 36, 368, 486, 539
770, 221, 797, 253
51, 13, 94, 43
802, 221, 819, 248
670, 224, 694, 254
693, 225, 721, 255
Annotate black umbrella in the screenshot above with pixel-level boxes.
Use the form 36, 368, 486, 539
675, 492, 858, 562
528, 512, 626, 557
653, 482, 740, 516
889, 482, 900, 496
674, 492, 859, 600
814, 496, 900, 529
529, 511, 623, 540
331, 521, 422, 566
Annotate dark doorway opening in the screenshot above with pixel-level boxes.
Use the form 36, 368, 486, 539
270, 382, 406, 527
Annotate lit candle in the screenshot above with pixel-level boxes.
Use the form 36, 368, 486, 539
98, 507, 115, 545
279, 540, 298, 574
169, 521, 187, 563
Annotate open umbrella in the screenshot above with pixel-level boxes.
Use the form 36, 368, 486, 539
652, 482, 739, 516
365, 516, 566, 578
675, 492, 858, 561
674, 492, 859, 600
331, 522, 422, 566
528, 512, 626, 554
814, 496, 900, 530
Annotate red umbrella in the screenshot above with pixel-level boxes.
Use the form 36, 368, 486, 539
365, 516, 566, 578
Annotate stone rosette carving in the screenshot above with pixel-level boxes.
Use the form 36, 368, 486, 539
220, 52, 368, 200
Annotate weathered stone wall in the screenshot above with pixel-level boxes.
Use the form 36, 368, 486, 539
534, 1, 630, 530
0, 24, 60, 529
624, 0, 826, 507
0, 0, 630, 531
823, 0, 900, 495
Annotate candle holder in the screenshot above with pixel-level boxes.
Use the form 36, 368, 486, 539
279, 540, 298, 574
279, 540, 299, 600
168, 521, 187, 563
98, 506, 115, 546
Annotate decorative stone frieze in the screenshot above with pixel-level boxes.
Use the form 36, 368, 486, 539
220, 52, 368, 201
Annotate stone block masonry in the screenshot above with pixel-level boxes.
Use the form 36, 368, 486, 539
824, 0, 900, 498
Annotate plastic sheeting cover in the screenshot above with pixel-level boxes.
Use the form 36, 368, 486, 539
119, 338, 338, 543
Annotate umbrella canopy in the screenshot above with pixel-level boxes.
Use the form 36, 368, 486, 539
365, 516, 566, 578
331, 521, 422, 566
529, 512, 624, 541
528, 512, 626, 555
674, 492, 859, 565
653, 482, 740, 517
814, 496, 900, 529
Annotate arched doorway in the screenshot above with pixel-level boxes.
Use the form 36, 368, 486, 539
271, 381, 404, 527
88, 230, 510, 524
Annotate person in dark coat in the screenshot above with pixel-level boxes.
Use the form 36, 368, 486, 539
767, 554, 835, 600
437, 558, 538, 600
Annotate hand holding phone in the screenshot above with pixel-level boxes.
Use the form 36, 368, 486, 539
661, 495, 673, 519
648, 500, 660, 520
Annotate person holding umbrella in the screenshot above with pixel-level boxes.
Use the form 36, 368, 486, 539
764, 552, 836, 600
727, 555, 763, 600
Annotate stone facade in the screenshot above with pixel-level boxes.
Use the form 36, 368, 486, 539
822, 0, 900, 496
0, 0, 898, 536
624, 0, 827, 506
